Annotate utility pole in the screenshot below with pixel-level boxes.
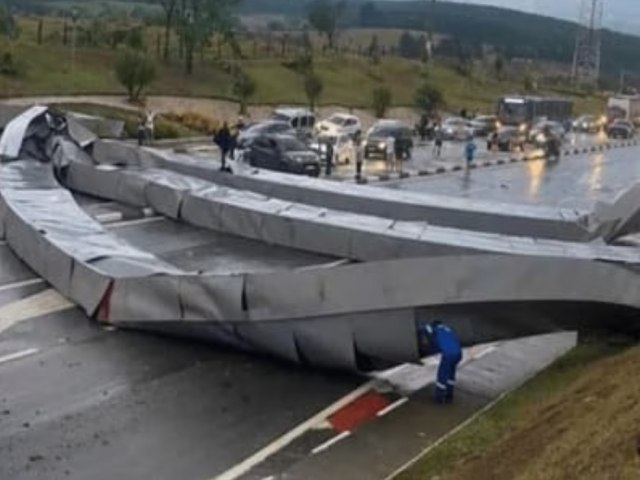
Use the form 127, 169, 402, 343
572, 0, 603, 86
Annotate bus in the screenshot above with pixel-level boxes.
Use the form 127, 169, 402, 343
497, 96, 574, 128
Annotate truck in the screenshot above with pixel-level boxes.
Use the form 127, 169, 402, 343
606, 95, 640, 124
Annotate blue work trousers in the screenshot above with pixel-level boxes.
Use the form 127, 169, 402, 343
435, 352, 462, 402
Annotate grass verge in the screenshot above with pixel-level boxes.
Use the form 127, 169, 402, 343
397, 337, 637, 480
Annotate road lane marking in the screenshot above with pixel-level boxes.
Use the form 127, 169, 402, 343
0, 278, 45, 293
210, 380, 376, 480
95, 212, 124, 224
0, 347, 39, 366
108, 216, 163, 229
0, 289, 73, 335
376, 397, 409, 418
311, 431, 351, 455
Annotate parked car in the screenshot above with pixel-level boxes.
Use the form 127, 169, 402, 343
310, 133, 357, 165
270, 108, 316, 137
244, 134, 321, 176
314, 113, 361, 140
237, 121, 296, 148
607, 119, 635, 139
437, 117, 474, 141
363, 120, 414, 160
572, 114, 606, 133
490, 126, 527, 152
470, 115, 500, 137
528, 120, 566, 147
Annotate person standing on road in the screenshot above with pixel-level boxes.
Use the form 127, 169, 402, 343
464, 136, 477, 170
434, 126, 444, 158
419, 321, 463, 404
214, 122, 232, 171
137, 116, 147, 146
325, 140, 334, 176
145, 110, 155, 144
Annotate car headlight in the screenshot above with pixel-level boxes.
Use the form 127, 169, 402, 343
518, 124, 527, 132
536, 133, 546, 143
378, 142, 386, 149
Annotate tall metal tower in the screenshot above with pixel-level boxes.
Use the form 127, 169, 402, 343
572, 0, 604, 85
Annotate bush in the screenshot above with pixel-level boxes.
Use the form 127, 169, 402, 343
0, 51, 23, 77
162, 111, 220, 134
114, 48, 157, 102
372, 85, 392, 118
414, 82, 444, 114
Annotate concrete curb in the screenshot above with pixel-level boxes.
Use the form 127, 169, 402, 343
364, 139, 639, 184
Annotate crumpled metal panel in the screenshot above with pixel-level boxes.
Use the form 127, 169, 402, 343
0, 105, 48, 159
105, 144, 593, 241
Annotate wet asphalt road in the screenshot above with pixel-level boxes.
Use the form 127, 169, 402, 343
386, 143, 640, 210
0, 202, 359, 480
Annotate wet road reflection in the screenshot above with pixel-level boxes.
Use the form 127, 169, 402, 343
388, 146, 640, 210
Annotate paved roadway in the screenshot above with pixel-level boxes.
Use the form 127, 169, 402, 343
0, 198, 360, 480
385, 141, 640, 210
331, 132, 609, 180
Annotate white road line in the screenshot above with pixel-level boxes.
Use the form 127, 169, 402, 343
210, 380, 375, 480
0, 347, 39, 366
0, 289, 73, 335
376, 397, 409, 418
0, 278, 45, 293
108, 216, 163, 229
311, 431, 351, 455
471, 345, 498, 361
95, 212, 124, 224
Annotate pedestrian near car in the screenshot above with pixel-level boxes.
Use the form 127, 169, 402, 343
434, 127, 444, 158
419, 321, 462, 404
325, 141, 334, 176
214, 122, 232, 171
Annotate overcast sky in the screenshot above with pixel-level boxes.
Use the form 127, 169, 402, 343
446, 0, 640, 35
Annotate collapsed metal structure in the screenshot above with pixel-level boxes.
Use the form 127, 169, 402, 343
1, 107, 640, 370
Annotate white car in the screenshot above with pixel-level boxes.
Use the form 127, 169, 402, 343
314, 113, 362, 140
310, 133, 358, 165
438, 117, 474, 141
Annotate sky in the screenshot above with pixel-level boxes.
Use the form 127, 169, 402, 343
447, 0, 640, 35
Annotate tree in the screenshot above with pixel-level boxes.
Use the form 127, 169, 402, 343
494, 55, 504, 80
232, 69, 256, 115
157, 0, 177, 61
372, 85, 392, 118
414, 82, 444, 115
0, 3, 17, 40
176, 0, 237, 75
308, 0, 345, 50
115, 48, 157, 102
368, 34, 380, 64
36, 19, 43, 45
304, 71, 323, 111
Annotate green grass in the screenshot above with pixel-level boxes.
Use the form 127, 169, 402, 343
396, 338, 629, 480
0, 16, 605, 116
55, 102, 198, 139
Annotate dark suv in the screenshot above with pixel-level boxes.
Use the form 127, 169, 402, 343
363, 120, 414, 160
244, 134, 321, 177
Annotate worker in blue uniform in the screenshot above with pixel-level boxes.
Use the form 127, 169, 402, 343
420, 321, 463, 404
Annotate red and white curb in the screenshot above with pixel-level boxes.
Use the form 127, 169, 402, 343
211, 343, 498, 480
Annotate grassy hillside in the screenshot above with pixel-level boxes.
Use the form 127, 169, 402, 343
0, 16, 603, 115
398, 339, 640, 480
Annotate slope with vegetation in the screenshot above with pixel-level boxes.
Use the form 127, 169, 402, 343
398, 338, 640, 480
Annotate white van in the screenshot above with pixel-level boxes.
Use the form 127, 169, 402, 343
271, 108, 316, 137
